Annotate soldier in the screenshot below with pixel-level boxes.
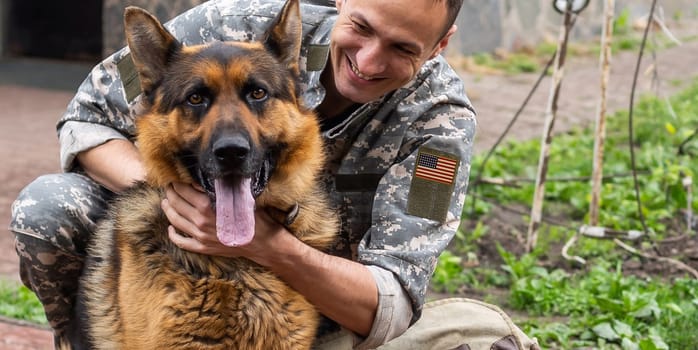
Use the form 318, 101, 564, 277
10, 0, 539, 349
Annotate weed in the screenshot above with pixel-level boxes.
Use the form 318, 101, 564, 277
0, 279, 46, 325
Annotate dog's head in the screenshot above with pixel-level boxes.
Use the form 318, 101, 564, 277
124, 0, 323, 246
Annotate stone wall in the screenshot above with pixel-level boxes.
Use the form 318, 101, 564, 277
450, 0, 698, 55
102, 0, 207, 56
0, 0, 7, 57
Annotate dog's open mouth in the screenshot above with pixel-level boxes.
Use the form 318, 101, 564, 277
186, 152, 275, 247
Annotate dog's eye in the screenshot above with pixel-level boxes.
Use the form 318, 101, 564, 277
249, 88, 267, 101
187, 93, 204, 105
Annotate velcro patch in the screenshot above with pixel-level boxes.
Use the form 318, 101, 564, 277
306, 44, 329, 71
117, 53, 142, 103
407, 148, 459, 222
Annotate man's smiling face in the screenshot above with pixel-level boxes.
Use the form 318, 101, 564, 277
327, 0, 455, 104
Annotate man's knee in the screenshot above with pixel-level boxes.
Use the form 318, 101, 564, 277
10, 173, 112, 254
379, 298, 540, 350
10, 173, 111, 339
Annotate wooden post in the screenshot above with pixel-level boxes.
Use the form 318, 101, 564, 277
526, 6, 573, 253
589, 0, 615, 226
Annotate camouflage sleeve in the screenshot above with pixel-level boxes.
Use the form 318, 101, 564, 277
58, 121, 131, 172
56, 44, 140, 173
356, 57, 477, 322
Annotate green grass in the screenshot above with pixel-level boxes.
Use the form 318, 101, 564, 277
0, 279, 47, 325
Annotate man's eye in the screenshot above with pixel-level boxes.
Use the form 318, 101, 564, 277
396, 45, 417, 56
249, 88, 267, 101
352, 21, 369, 33
187, 93, 204, 105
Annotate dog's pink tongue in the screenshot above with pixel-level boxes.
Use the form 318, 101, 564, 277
215, 178, 255, 247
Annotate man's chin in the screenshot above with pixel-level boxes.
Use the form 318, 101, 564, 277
336, 84, 384, 104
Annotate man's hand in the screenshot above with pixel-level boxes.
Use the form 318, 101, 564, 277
161, 181, 290, 266
161, 181, 378, 337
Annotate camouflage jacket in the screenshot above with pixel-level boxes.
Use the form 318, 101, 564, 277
57, 0, 476, 342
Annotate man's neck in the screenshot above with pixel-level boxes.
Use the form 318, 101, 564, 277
317, 66, 355, 120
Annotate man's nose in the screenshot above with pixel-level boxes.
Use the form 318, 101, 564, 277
355, 40, 387, 77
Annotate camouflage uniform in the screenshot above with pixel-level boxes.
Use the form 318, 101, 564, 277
10, 0, 538, 349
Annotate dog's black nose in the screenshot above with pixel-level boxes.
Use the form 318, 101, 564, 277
213, 135, 250, 163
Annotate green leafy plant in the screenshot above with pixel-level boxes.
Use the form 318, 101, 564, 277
499, 254, 698, 349
432, 250, 467, 293
613, 8, 632, 35
432, 80, 698, 348
0, 279, 47, 325
471, 81, 698, 232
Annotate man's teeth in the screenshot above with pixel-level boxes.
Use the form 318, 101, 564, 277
351, 62, 375, 81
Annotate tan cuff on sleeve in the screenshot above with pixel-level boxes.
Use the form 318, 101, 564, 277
353, 265, 413, 350
59, 121, 128, 172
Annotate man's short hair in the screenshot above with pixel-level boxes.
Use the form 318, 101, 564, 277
437, 0, 463, 39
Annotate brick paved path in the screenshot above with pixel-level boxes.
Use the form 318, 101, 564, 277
0, 58, 89, 350
0, 317, 52, 349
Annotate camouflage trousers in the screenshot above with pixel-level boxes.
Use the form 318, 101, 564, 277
10, 173, 114, 346
10, 173, 539, 350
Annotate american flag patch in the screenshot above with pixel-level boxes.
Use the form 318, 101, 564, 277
415, 152, 458, 185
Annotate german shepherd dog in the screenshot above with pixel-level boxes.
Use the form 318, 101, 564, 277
70, 0, 338, 348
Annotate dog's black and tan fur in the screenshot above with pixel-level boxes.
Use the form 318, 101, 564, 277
71, 0, 338, 348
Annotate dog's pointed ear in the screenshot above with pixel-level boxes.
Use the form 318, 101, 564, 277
263, 0, 302, 75
123, 6, 181, 94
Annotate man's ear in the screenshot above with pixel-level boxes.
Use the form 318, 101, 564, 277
429, 24, 457, 60
123, 7, 181, 94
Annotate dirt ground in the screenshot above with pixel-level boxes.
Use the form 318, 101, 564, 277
0, 23, 697, 349
454, 25, 698, 281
